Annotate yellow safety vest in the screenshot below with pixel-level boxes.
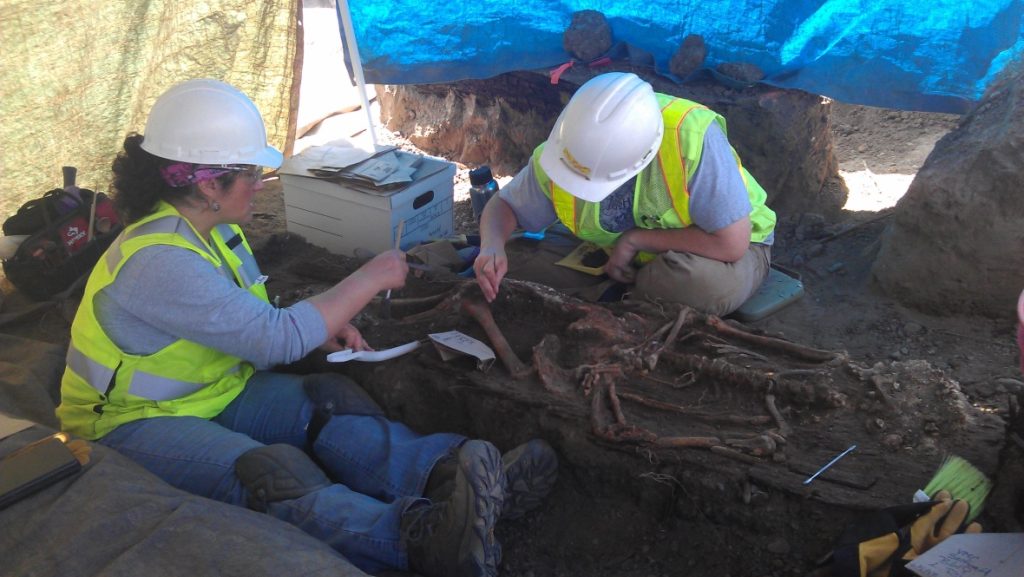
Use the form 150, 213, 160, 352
57, 201, 269, 440
533, 94, 776, 262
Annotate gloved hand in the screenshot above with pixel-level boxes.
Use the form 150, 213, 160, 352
828, 491, 983, 577
49, 432, 92, 466
65, 438, 92, 466
904, 490, 982, 561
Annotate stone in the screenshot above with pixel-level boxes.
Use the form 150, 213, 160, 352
882, 433, 903, 450
563, 10, 612, 62
766, 538, 791, 554
973, 381, 995, 398
669, 34, 706, 79
995, 377, 1024, 393
716, 62, 765, 84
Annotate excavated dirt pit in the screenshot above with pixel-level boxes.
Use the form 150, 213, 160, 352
258, 234, 1007, 577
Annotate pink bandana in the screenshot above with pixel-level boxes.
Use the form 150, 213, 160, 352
159, 162, 238, 188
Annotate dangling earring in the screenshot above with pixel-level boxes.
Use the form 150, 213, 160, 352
211, 201, 221, 212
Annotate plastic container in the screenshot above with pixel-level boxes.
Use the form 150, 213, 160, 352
468, 166, 499, 221
730, 266, 805, 322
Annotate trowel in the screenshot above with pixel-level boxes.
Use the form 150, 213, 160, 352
326, 340, 421, 363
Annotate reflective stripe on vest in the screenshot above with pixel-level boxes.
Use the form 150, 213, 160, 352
212, 224, 268, 300
66, 341, 244, 400
126, 363, 243, 401
104, 213, 210, 272
533, 93, 775, 255
65, 343, 115, 395
104, 218, 266, 299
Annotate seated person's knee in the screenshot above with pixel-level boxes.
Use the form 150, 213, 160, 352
235, 443, 330, 512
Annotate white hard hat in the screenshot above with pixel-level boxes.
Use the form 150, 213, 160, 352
540, 73, 663, 202
141, 79, 283, 168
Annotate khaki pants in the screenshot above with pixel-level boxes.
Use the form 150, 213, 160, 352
504, 231, 771, 317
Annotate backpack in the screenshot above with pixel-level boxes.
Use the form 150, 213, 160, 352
2, 187, 123, 300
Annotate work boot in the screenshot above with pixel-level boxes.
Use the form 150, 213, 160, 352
403, 440, 504, 577
423, 447, 459, 502
500, 439, 558, 520
426, 439, 560, 521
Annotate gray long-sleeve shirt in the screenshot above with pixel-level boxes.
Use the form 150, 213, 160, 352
500, 123, 773, 245
95, 244, 328, 370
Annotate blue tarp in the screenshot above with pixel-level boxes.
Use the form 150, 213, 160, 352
343, 0, 1024, 114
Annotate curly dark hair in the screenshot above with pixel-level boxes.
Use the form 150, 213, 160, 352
111, 133, 241, 224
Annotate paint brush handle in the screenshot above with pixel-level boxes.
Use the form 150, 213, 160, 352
381, 220, 406, 305
87, 189, 98, 242
803, 444, 857, 485
393, 220, 405, 251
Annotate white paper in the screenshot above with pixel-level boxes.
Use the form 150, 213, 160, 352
906, 533, 1024, 577
344, 151, 421, 186
0, 412, 35, 441
279, 139, 381, 176
428, 331, 495, 372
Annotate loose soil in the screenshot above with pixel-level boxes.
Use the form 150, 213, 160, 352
238, 102, 1020, 576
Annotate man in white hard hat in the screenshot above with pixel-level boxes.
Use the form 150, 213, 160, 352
474, 72, 776, 316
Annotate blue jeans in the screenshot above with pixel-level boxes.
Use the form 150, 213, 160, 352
98, 371, 463, 573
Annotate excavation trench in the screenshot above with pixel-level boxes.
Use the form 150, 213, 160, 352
272, 246, 1005, 577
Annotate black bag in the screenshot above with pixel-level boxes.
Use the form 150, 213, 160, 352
2, 188, 123, 300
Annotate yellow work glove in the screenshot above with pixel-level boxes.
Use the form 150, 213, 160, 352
828, 493, 983, 577
904, 490, 982, 561
65, 438, 92, 466
857, 532, 903, 577
52, 431, 92, 466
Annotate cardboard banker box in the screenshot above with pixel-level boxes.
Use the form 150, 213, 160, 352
281, 149, 455, 256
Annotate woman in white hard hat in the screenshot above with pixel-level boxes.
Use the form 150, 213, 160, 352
57, 79, 556, 577
474, 72, 776, 316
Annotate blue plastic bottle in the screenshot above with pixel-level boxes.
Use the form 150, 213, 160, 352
468, 166, 499, 222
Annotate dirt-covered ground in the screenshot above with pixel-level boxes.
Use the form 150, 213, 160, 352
1, 90, 1018, 576
234, 100, 1020, 576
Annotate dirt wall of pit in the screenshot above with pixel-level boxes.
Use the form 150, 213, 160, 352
378, 68, 847, 218
873, 58, 1024, 317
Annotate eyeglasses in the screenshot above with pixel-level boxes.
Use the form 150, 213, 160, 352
221, 165, 264, 183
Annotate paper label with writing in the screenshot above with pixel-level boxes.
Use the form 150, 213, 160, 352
428, 331, 495, 372
906, 533, 1024, 577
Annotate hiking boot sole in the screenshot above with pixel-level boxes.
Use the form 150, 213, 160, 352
501, 439, 558, 520
455, 440, 504, 577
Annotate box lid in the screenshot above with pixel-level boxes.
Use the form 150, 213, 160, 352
282, 153, 454, 211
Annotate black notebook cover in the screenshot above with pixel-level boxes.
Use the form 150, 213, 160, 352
0, 434, 82, 510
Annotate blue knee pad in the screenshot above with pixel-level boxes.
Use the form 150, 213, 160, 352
303, 373, 384, 448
